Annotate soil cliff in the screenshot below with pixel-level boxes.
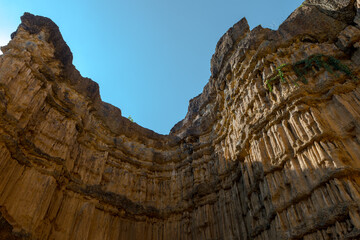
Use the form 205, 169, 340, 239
1, 0, 360, 239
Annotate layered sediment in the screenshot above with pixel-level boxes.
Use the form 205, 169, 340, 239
0, 0, 360, 239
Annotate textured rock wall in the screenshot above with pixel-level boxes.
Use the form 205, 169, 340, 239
0, 0, 360, 239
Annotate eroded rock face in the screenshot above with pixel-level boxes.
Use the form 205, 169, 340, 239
0, 0, 360, 239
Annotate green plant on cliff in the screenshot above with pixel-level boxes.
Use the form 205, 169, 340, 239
265, 63, 290, 92
266, 54, 357, 92
128, 115, 134, 122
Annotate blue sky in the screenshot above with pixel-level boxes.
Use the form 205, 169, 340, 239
0, 0, 303, 134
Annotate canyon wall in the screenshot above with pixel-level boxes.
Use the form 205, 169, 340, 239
1, 0, 360, 239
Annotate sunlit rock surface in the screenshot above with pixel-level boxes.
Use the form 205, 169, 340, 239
0, 0, 360, 239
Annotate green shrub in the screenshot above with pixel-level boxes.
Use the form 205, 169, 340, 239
266, 54, 357, 92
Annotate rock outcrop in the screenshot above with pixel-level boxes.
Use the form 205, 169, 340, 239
1, 0, 360, 239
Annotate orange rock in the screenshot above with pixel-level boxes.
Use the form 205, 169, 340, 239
0, 1, 360, 239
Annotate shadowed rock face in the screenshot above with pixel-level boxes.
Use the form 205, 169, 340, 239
0, 0, 360, 239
